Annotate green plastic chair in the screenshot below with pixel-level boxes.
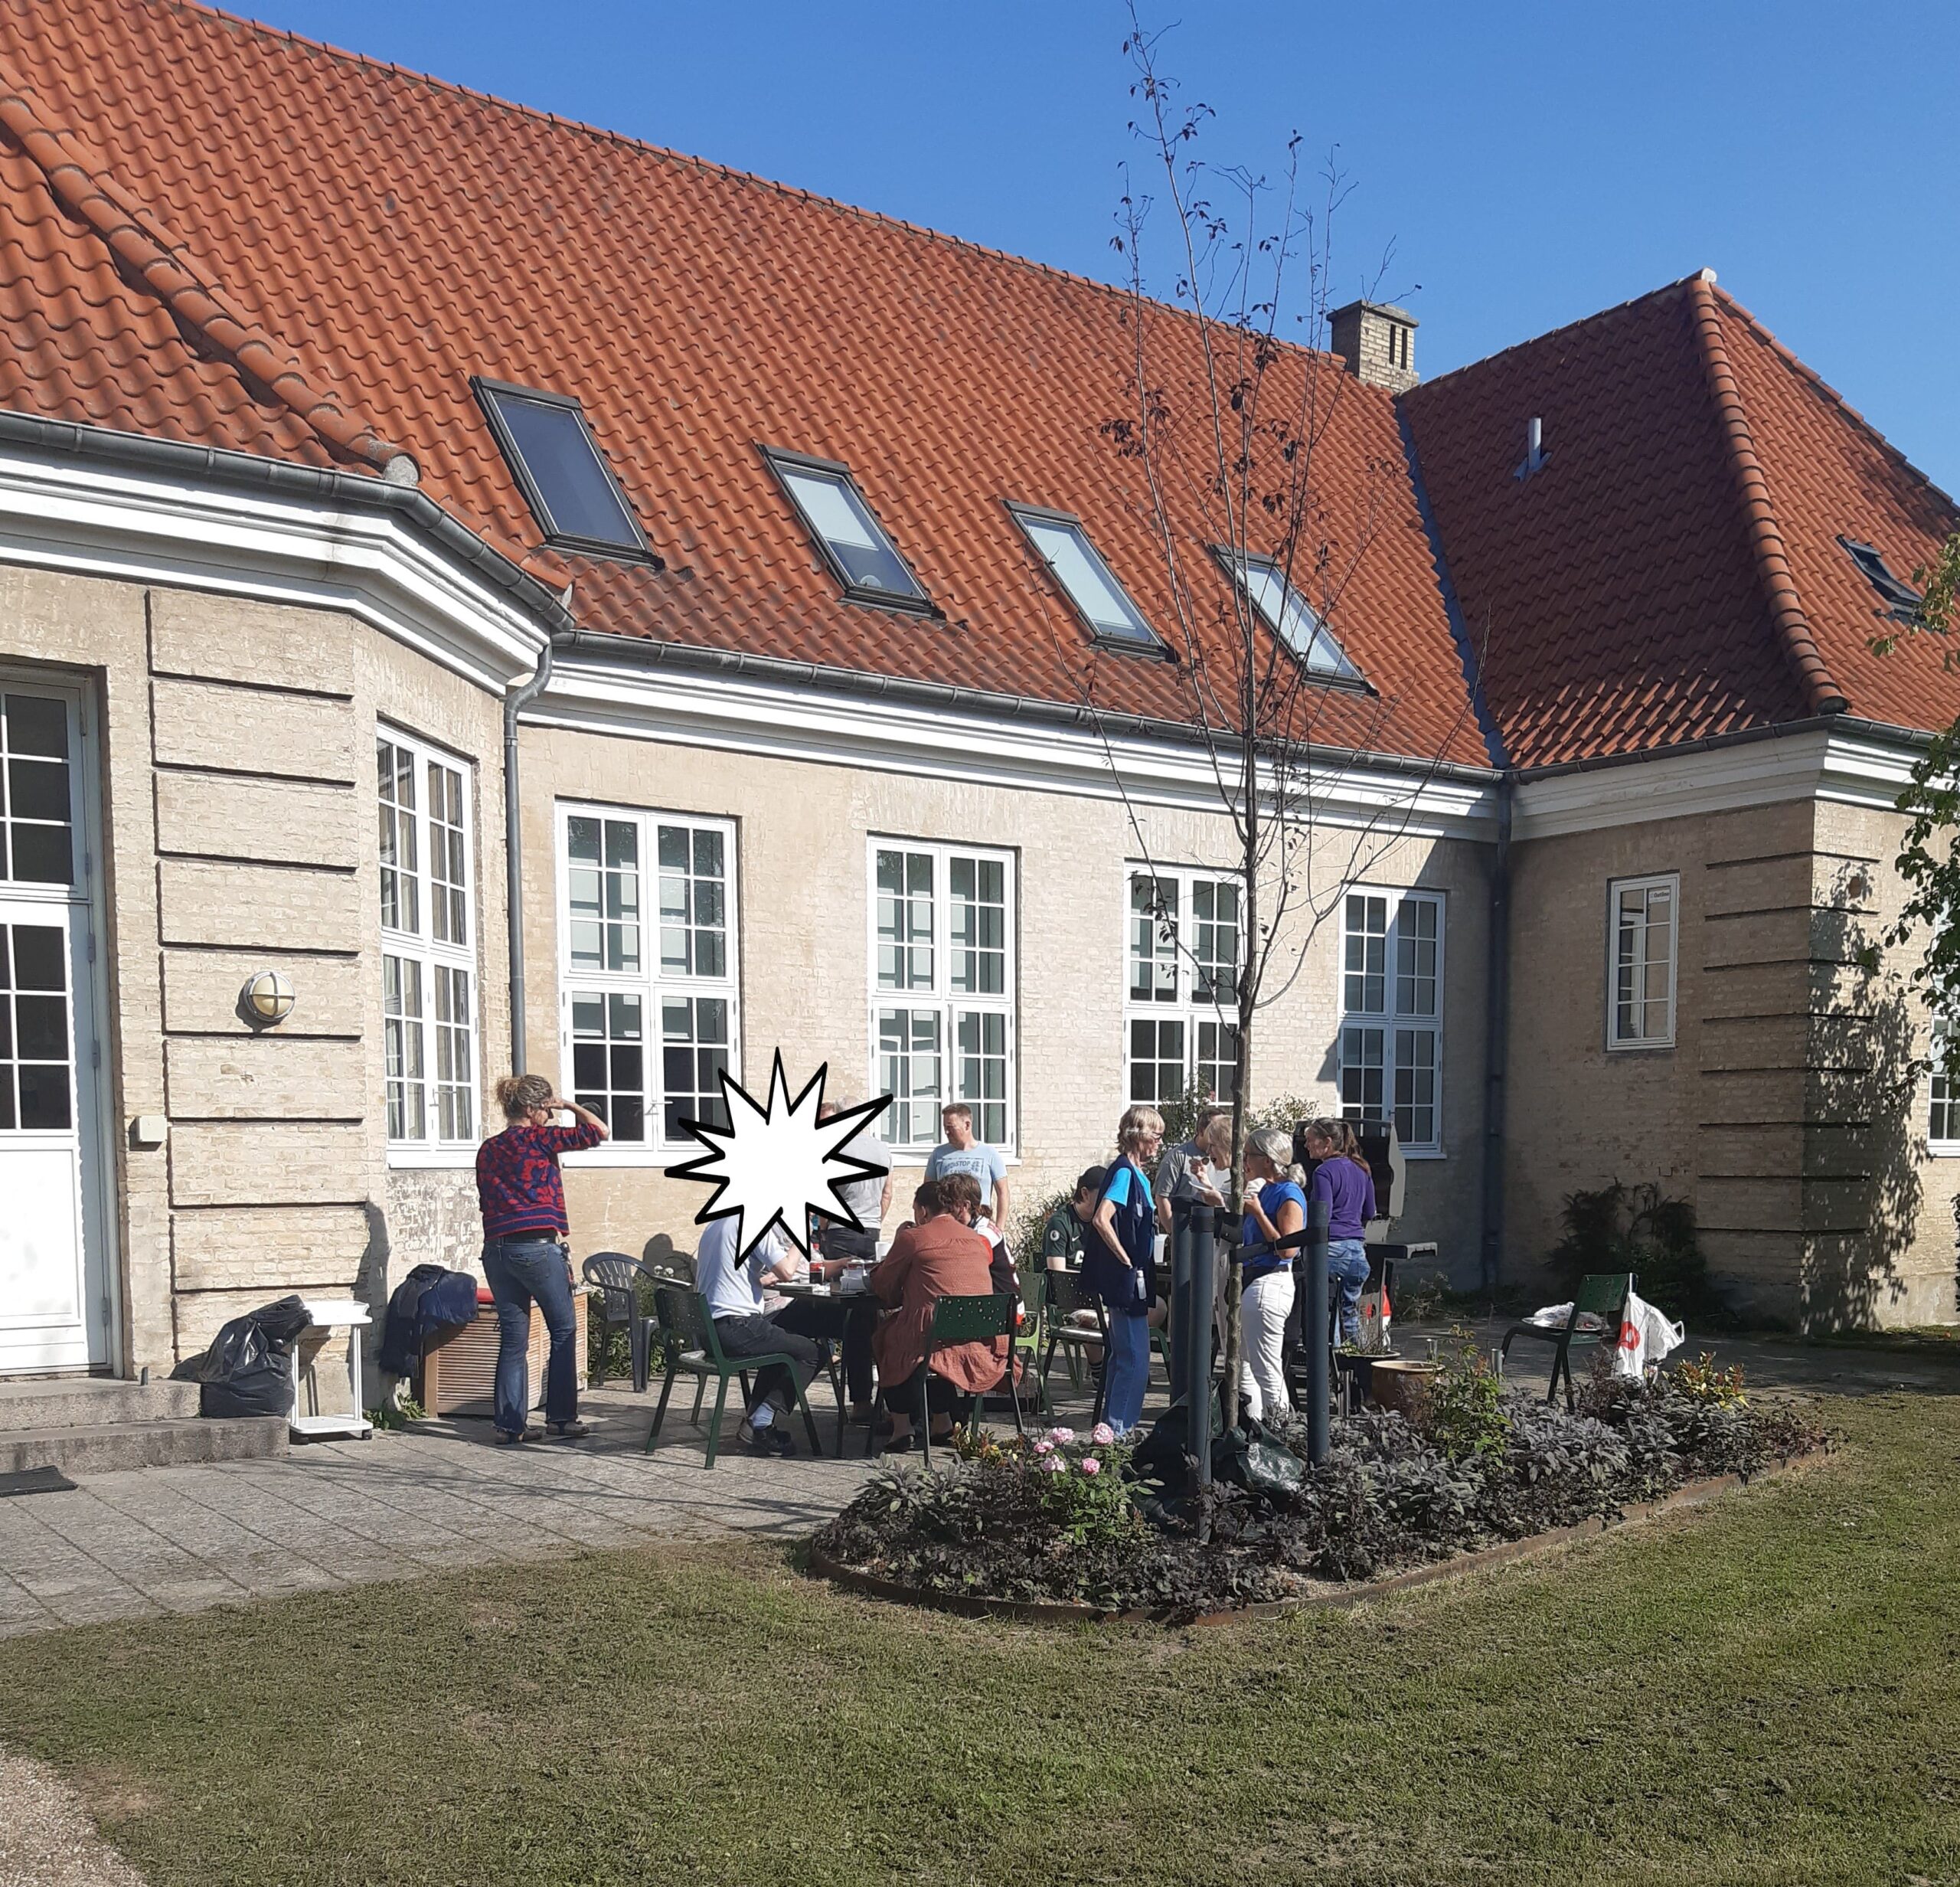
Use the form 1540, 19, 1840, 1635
1041, 1269, 1109, 1423
645, 1284, 822, 1467
905, 1292, 1023, 1470
1501, 1271, 1634, 1410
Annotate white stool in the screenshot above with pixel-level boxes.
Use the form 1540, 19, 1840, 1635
289, 1298, 374, 1441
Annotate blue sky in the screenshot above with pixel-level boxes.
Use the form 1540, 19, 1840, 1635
245, 1, 1960, 493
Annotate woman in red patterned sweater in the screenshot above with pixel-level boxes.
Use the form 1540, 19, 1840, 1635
475, 1072, 609, 1444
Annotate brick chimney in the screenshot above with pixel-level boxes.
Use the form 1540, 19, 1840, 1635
1330, 299, 1418, 394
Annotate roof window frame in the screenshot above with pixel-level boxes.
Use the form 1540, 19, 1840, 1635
760, 446, 939, 619
471, 377, 658, 566
1209, 545, 1373, 693
1004, 502, 1171, 660
1837, 535, 1923, 623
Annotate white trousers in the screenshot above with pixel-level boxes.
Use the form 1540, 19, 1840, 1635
1240, 1268, 1295, 1424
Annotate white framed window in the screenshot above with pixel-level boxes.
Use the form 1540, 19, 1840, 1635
1007, 505, 1162, 651
869, 839, 1015, 1154
1606, 874, 1678, 1051
378, 730, 478, 1157
557, 805, 740, 1156
1122, 865, 1242, 1108
1930, 1022, 1959, 1155
1338, 887, 1444, 1156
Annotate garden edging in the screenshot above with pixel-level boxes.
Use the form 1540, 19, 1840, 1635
808, 1460, 1811, 1627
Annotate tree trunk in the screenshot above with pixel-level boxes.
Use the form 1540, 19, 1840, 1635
1218, 734, 1259, 1429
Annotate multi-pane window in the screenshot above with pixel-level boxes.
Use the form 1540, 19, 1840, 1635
378, 731, 477, 1151
1, 690, 75, 886
1007, 505, 1162, 650
560, 806, 738, 1149
871, 840, 1015, 1151
766, 452, 930, 609
1930, 1022, 1957, 1153
1607, 875, 1677, 1051
1338, 888, 1443, 1155
1123, 866, 1242, 1107
1219, 550, 1364, 682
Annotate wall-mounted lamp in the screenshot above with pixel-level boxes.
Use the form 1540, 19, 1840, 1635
240, 970, 296, 1029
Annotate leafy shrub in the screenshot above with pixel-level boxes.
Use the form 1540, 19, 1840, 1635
1549, 1180, 1727, 1323
1671, 1352, 1748, 1407
814, 1360, 1828, 1614
1412, 1334, 1511, 1463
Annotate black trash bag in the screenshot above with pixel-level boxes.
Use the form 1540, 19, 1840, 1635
1130, 1396, 1202, 1487
176, 1294, 312, 1418
1213, 1414, 1308, 1501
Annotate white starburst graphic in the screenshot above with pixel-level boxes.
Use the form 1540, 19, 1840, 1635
665, 1053, 891, 1261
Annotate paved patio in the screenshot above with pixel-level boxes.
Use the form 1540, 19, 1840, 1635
2, 1326, 1954, 1638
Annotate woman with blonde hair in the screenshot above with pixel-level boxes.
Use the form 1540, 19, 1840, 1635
1302, 1117, 1377, 1346
475, 1072, 609, 1444
1083, 1104, 1164, 1433
1236, 1125, 1308, 1422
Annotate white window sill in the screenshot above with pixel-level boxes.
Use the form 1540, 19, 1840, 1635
387, 1147, 479, 1170
1929, 1141, 1960, 1159
561, 1146, 703, 1169
1605, 1037, 1677, 1054
1400, 1146, 1446, 1162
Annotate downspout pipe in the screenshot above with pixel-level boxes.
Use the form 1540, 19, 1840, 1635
504, 634, 557, 1074
1478, 772, 1514, 1291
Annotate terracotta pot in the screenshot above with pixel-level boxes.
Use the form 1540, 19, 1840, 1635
1366, 1358, 1441, 1415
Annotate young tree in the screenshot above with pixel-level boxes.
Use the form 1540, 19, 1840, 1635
1046, 18, 1488, 1423
1872, 530, 1960, 1052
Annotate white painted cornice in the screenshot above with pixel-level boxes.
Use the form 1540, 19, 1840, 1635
0, 437, 548, 692
531, 649, 1501, 837
1513, 724, 1916, 839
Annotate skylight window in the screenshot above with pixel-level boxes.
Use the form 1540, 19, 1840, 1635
1838, 535, 1923, 621
763, 450, 930, 610
1008, 505, 1163, 651
1218, 550, 1364, 682
474, 379, 651, 558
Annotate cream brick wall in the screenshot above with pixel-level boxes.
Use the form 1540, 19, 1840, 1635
519, 723, 1491, 1265
0, 571, 511, 1371
1505, 795, 1958, 1328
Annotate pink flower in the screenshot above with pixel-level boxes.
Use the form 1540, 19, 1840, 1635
1032, 1438, 1055, 1456
1080, 1457, 1102, 1477
1040, 1456, 1067, 1474
1090, 1423, 1116, 1446
1046, 1426, 1076, 1445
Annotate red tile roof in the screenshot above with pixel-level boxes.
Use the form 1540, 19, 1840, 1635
1403, 273, 1960, 768
2, 5, 1952, 776
0, 0, 1491, 767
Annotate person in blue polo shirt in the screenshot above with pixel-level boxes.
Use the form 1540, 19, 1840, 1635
1083, 1104, 1163, 1434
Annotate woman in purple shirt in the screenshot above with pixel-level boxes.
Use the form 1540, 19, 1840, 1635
1304, 1118, 1377, 1345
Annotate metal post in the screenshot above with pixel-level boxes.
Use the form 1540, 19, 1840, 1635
1186, 1202, 1215, 1490
1304, 1195, 1330, 1467
1168, 1195, 1194, 1404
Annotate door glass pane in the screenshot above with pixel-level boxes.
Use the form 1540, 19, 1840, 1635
1, 695, 74, 888
573, 989, 645, 1141
0, 922, 70, 1133
662, 995, 730, 1141
954, 1008, 1008, 1144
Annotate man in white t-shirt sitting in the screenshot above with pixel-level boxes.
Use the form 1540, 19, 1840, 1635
924, 1102, 1010, 1230
692, 1215, 821, 1457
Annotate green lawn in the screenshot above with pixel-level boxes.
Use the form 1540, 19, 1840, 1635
4, 1394, 1959, 1886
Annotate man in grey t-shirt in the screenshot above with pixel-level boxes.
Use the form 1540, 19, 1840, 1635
924, 1101, 1009, 1230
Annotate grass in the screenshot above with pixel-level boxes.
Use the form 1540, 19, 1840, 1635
3, 1395, 1959, 1885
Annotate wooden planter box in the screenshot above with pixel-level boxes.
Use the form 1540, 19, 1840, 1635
420, 1294, 589, 1418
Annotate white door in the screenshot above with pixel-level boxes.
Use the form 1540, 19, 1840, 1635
0, 682, 108, 1375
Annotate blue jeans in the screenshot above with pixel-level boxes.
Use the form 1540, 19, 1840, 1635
482, 1238, 578, 1434
1328, 1239, 1373, 1347
1102, 1307, 1152, 1434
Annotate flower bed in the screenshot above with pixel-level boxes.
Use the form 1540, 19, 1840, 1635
810, 1352, 1830, 1619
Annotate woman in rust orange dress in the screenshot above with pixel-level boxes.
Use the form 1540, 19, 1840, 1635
870, 1177, 1008, 1451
